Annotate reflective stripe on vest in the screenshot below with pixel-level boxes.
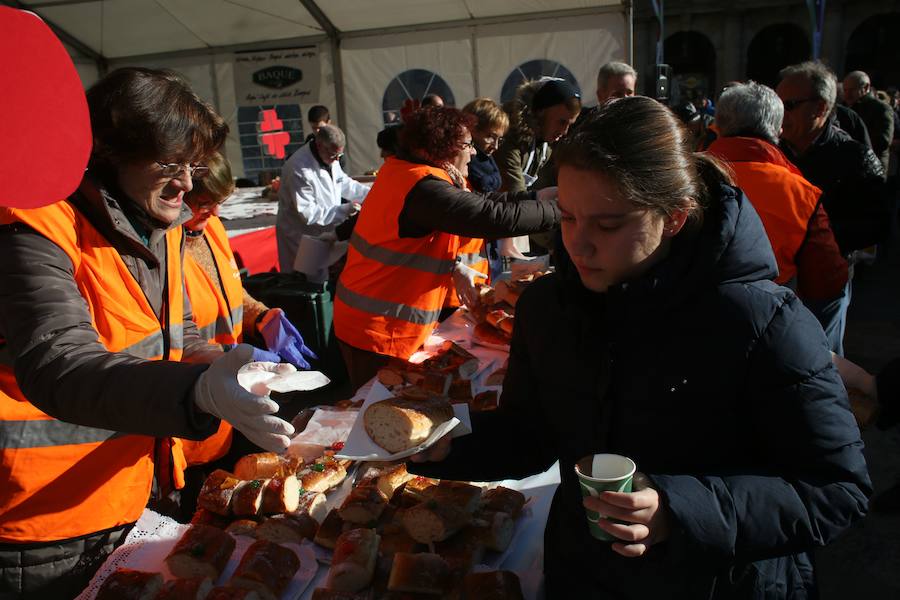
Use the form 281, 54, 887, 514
336, 281, 443, 325
349, 231, 457, 275
184, 216, 244, 346
334, 158, 461, 359
178, 216, 240, 471
0, 198, 185, 543
0, 419, 119, 449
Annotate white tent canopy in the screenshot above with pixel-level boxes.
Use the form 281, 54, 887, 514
16, 0, 632, 176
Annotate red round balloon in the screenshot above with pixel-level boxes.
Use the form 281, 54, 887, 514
0, 7, 92, 208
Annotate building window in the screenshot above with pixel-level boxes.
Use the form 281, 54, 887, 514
382, 69, 456, 125
500, 59, 580, 104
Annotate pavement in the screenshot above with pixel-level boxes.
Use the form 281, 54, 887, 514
817, 246, 900, 599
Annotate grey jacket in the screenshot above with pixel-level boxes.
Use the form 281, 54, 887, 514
0, 175, 218, 440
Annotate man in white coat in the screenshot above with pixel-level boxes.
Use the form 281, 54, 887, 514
276, 124, 370, 277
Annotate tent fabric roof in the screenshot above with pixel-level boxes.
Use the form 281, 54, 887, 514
19, 0, 624, 59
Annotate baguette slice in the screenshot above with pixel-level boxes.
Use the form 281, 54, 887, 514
198, 470, 243, 516
231, 480, 268, 517
298, 459, 348, 493
314, 509, 347, 550
376, 464, 416, 500
401, 502, 469, 543
386, 552, 450, 595
327, 528, 380, 592
363, 396, 454, 454
165, 524, 236, 579
430, 481, 483, 515
255, 513, 317, 544
338, 485, 388, 525
154, 576, 213, 600
259, 475, 301, 514
225, 519, 260, 538
234, 452, 301, 480
229, 540, 299, 600
95, 569, 162, 600
480, 486, 526, 518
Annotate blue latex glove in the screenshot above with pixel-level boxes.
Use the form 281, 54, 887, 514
223, 344, 281, 364
258, 308, 318, 369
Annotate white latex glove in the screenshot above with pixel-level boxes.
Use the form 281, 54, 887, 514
452, 260, 487, 308
536, 185, 558, 203
193, 344, 295, 452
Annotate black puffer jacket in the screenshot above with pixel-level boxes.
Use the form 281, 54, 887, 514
412, 185, 870, 599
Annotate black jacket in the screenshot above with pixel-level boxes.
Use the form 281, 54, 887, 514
397, 174, 558, 240
781, 124, 888, 254
833, 104, 872, 148
412, 185, 870, 599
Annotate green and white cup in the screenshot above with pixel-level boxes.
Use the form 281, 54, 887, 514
575, 453, 636, 541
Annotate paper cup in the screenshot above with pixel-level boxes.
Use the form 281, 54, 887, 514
575, 453, 636, 541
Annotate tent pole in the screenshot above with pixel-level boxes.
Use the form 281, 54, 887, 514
624, 0, 634, 65
297, 0, 347, 155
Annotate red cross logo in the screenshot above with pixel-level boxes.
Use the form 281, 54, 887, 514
258, 109, 290, 159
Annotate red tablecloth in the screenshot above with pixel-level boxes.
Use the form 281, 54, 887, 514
229, 227, 279, 275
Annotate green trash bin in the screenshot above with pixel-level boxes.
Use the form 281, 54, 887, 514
242, 272, 348, 387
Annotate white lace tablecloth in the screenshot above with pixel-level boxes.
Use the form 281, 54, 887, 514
77, 510, 317, 600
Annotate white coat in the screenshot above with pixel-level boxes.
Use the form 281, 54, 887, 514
275, 142, 370, 274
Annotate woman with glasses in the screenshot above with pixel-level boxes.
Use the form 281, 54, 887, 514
177, 152, 316, 483
0, 68, 295, 596
333, 105, 560, 388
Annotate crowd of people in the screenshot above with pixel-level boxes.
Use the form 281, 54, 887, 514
1, 42, 899, 599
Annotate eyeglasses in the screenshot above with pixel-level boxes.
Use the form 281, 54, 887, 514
326, 151, 344, 161
156, 161, 210, 179
192, 196, 227, 210
782, 97, 819, 111
483, 135, 504, 146
459, 140, 475, 150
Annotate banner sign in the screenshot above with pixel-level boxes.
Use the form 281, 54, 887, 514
233, 47, 320, 104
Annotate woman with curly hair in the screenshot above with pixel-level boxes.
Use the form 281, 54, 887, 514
333, 105, 560, 387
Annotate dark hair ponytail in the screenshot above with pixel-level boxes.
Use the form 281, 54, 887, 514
555, 96, 732, 220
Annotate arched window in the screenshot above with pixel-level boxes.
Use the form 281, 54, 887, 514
746, 24, 810, 89
382, 69, 455, 125
500, 60, 580, 104
664, 31, 716, 106
845, 13, 900, 89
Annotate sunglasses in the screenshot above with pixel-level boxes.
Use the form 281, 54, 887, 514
782, 97, 819, 111
156, 161, 210, 179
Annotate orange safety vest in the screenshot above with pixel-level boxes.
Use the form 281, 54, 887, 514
0, 200, 186, 543
707, 136, 821, 285
334, 157, 461, 359
178, 215, 242, 469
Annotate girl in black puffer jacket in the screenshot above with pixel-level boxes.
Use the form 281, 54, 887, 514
411, 96, 871, 599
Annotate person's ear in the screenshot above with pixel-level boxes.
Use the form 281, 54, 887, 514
662, 206, 691, 238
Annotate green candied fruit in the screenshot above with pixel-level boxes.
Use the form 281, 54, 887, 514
298, 488, 307, 495
250, 480, 262, 489
311, 463, 325, 472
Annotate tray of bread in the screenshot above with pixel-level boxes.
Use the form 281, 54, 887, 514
466, 270, 550, 349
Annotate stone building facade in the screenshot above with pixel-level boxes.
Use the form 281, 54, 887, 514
632, 0, 900, 104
